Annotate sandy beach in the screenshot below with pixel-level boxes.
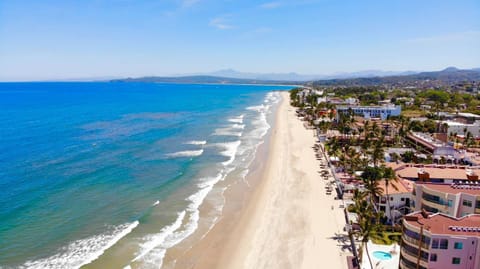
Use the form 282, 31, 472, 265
173, 91, 350, 269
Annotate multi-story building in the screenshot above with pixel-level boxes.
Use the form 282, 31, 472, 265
377, 179, 413, 224
336, 104, 401, 120
392, 164, 480, 217
411, 181, 480, 218
400, 211, 480, 269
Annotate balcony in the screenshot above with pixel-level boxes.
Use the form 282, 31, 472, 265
402, 241, 429, 263
402, 233, 430, 250
399, 257, 427, 269
421, 199, 447, 213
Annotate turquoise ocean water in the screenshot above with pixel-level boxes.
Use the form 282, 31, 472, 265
0, 82, 291, 268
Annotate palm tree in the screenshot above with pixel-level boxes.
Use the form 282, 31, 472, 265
351, 191, 384, 269
326, 137, 341, 159
361, 166, 384, 208
382, 166, 398, 226
465, 131, 474, 148
370, 138, 385, 167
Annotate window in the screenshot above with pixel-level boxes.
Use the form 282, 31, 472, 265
430, 253, 437, 262
432, 239, 439, 249
452, 257, 461, 264
448, 200, 453, 207
463, 200, 472, 207
454, 242, 463, 249
401, 197, 405, 201
440, 239, 449, 249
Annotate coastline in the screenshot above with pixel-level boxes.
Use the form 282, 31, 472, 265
171, 92, 350, 269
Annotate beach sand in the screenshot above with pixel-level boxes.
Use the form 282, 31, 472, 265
172, 92, 350, 269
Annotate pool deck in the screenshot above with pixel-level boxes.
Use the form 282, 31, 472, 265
360, 241, 400, 269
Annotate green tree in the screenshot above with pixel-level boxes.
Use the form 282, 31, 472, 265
382, 166, 398, 226
401, 151, 415, 163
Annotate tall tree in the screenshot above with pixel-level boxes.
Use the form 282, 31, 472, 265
382, 166, 399, 226
351, 189, 384, 269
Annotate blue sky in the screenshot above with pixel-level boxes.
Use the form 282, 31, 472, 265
0, 0, 479, 81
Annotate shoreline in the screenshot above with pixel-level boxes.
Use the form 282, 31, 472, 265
171, 92, 350, 269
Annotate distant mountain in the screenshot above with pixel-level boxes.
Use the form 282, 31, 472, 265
112, 67, 480, 86
311, 67, 480, 86
180, 69, 420, 82
111, 75, 299, 85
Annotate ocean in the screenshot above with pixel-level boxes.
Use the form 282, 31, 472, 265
0, 82, 292, 269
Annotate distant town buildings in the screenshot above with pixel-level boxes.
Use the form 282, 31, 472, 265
442, 120, 480, 138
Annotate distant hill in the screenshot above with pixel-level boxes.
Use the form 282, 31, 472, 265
111, 75, 299, 85
178, 68, 420, 81
311, 67, 480, 86
112, 67, 480, 86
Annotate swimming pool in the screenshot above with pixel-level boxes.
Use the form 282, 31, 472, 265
373, 251, 392, 260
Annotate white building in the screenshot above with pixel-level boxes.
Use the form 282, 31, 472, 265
336, 104, 401, 120
442, 120, 480, 138
317, 96, 327, 104
345, 97, 359, 105
377, 179, 413, 224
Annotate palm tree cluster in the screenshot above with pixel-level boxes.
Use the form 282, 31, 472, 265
327, 119, 400, 269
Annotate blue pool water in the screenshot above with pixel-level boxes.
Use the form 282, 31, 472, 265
0, 82, 292, 268
373, 251, 392, 260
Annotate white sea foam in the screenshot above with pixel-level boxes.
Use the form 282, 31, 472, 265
228, 114, 244, 124
132, 211, 186, 263
197, 173, 224, 189
231, 124, 245, 129
131, 173, 226, 268
165, 150, 204, 158
184, 140, 207, 145
246, 104, 266, 112
213, 127, 243, 137
22, 221, 139, 269
215, 141, 242, 166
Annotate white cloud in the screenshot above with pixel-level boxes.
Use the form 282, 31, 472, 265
209, 15, 233, 30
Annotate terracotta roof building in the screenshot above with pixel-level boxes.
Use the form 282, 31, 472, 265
400, 212, 480, 269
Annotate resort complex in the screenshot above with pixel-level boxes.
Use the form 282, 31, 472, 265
290, 84, 480, 269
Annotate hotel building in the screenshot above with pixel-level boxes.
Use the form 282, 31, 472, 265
400, 212, 480, 269
336, 104, 401, 120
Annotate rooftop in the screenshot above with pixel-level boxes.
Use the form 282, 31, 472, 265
415, 181, 480, 196
336, 104, 399, 109
395, 164, 480, 181
457, 112, 480, 118
379, 179, 411, 195
442, 120, 471, 127
404, 212, 480, 237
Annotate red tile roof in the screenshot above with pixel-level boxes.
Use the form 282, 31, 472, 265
416, 182, 480, 196
395, 165, 480, 181
405, 212, 480, 236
